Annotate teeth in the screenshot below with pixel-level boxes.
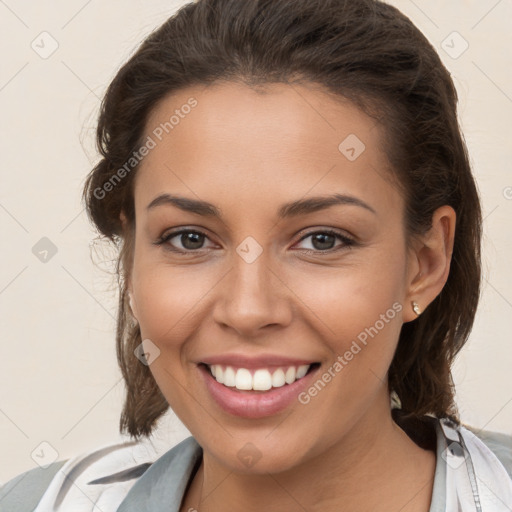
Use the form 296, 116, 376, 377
208, 364, 311, 391
271, 368, 286, 388
296, 364, 309, 379
223, 366, 235, 387
253, 369, 272, 391
285, 366, 296, 384
235, 368, 253, 390
212, 364, 223, 384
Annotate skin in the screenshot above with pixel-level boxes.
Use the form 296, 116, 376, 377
125, 81, 456, 512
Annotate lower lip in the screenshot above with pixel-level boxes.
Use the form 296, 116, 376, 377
198, 363, 320, 419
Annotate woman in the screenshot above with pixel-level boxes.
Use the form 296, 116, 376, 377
2, 0, 511, 511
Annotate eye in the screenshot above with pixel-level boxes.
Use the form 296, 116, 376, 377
294, 229, 356, 253
154, 228, 215, 253
154, 227, 357, 255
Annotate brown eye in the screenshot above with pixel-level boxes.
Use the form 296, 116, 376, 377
154, 229, 215, 253
295, 230, 356, 253
175, 231, 206, 250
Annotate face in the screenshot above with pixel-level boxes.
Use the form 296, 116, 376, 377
128, 81, 416, 474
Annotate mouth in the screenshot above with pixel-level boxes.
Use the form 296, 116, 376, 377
199, 362, 321, 392
197, 361, 321, 418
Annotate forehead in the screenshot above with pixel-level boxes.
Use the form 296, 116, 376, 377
134, 81, 402, 219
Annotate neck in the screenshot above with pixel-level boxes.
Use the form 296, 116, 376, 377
183, 401, 436, 512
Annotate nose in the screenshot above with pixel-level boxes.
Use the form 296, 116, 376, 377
212, 249, 293, 337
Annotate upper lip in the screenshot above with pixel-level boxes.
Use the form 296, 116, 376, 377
199, 353, 319, 369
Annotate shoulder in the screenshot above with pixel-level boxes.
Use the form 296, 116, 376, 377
0, 438, 166, 512
0, 460, 68, 511
464, 424, 512, 479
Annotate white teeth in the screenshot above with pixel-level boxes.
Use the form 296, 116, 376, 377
208, 364, 312, 391
223, 366, 236, 387
271, 368, 286, 388
235, 368, 253, 390
296, 364, 309, 379
285, 366, 296, 384
213, 364, 223, 383
253, 369, 272, 391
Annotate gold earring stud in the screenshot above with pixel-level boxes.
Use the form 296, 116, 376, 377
412, 301, 421, 316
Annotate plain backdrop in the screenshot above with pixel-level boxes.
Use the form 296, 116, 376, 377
1, 0, 511, 483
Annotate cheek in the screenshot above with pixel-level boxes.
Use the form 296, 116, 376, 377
132, 256, 219, 342
282, 254, 407, 399
290, 270, 405, 420
288, 253, 405, 340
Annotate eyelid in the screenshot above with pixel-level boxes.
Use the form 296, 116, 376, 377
293, 228, 356, 252
295, 226, 355, 242
154, 227, 217, 252
154, 226, 356, 254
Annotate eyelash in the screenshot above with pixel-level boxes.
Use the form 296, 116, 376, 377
153, 228, 357, 255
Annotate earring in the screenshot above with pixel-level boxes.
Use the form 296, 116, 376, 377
411, 301, 421, 316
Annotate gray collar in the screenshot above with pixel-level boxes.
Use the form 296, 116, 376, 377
116, 436, 202, 512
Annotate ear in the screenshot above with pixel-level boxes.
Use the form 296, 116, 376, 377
120, 210, 138, 320
402, 205, 456, 323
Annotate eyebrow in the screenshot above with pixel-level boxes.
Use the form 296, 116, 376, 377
146, 193, 377, 218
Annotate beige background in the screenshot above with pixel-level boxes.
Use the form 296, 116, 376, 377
0, 0, 511, 483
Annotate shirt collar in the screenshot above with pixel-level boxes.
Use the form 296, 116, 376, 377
116, 436, 202, 512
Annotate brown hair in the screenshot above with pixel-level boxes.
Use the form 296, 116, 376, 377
82, 0, 482, 439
